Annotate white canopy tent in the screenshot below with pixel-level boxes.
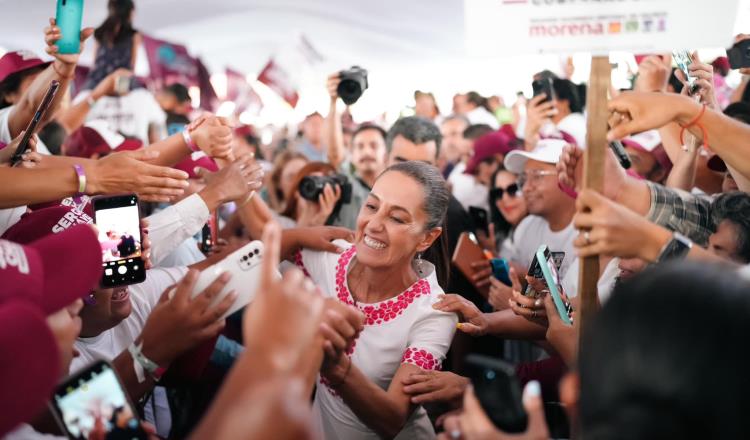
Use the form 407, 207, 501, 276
2, 0, 750, 124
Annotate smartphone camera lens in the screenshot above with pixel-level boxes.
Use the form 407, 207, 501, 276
254, 249, 260, 255
242, 256, 249, 261
484, 370, 496, 380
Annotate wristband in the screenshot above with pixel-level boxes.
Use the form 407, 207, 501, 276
679, 104, 709, 150
86, 95, 97, 108
182, 128, 200, 152
128, 342, 167, 382
73, 164, 86, 196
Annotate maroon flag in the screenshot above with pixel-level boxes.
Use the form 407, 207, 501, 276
196, 58, 218, 112
257, 58, 299, 108
141, 34, 199, 88
226, 68, 262, 115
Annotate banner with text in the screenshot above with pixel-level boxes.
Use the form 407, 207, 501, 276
465, 0, 739, 56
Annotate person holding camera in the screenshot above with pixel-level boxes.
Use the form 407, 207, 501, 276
326, 69, 386, 230
280, 162, 343, 228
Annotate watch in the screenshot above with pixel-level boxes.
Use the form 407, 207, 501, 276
656, 232, 693, 263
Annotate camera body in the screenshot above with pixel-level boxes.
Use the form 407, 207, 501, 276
337, 66, 369, 105
299, 174, 353, 205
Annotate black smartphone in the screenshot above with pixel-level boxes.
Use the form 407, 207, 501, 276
199, 212, 217, 254
469, 206, 489, 236
465, 354, 527, 433
10, 80, 60, 166
50, 360, 148, 440
727, 39, 750, 69
93, 194, 146, 287
523, 247, 564, 297
531, 78, 554, 103
608, 140, 632, 169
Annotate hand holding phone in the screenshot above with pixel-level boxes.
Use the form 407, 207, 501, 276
10, 80, 60, 166
93, 194, 146, 287
55, 0, 85, 55
535, 246, 573, 325
673, 50, 700, 95
531, 78, 555, 103
727, 39, 750, 69
50, 360, 149, 440
465, 354, 528, 433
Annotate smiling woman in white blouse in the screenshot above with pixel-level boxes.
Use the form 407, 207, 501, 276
295, 161, 458, 439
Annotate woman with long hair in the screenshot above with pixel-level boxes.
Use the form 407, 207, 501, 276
83, 0, 140, 90
296, 161, 457, 439
265, 150, 308, 213
280, 162, 342, 228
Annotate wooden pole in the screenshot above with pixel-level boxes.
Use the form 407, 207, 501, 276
577, 55, 610, 342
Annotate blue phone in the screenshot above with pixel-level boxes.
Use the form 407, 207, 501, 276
55, 0, 84, 54
535, 245, 573, 325
490, 258, 512, 286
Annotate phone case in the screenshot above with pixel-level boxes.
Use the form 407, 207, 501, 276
465, 354, 527, 433
187, 240, 279, 320
535, 246, 573, 325
451, 232, 490, 298
56, 0, 84, 54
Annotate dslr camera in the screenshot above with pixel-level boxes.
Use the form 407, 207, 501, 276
337, 66, 369, 105
299, 174, 353, 204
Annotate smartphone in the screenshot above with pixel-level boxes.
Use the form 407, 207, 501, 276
93, 194, 146, 287
199, 212, 218, 254
531, 78, 555, 103
50, 360, 148, 440
536, 245, 573, 325
469, 206, 489, 236
523, 248, 564, 297
174, 240, 276, 320
609, 140, 632, 170
465, 354, 527, 433
10, 80, 60, 166
727, 39, 750, 69
55, 0, 85, 55
672, 50, 700, 95
490, 258, 512, 286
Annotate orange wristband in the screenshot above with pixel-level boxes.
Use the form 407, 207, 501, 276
679, 104, 709, 150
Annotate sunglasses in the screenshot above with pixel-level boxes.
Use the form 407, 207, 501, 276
490, 183, 521, 200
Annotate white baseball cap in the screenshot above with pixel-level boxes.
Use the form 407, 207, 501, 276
504, 138, 567, 174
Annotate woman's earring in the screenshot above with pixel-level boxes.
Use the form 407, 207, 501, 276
416, 252, 425, 276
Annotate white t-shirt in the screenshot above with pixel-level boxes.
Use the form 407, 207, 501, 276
71, 267, 187, 372
556, 112, 587, 148
504, 215, 577, 279
448, 162, 490, 213
82, 89, 167, 145
295, 241, 457, 440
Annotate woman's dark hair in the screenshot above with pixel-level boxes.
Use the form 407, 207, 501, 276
0, 65, 47, 109
268, 150, 307, 211
552, 79, 583, 114
487, 169, 513, 241
380, 161, 451, 287
94, 0, 136, 45
466, 91, 490, 112
579, 262, 750, 440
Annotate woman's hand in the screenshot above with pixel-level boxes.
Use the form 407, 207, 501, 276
544, 294, 578, 366
470, 260, 493, 289
86, 149, 190, 202
286, 226, 355, 255
633, 55, 670, 93
524, 94, 557, 149
297, 184, 342, 227
573, 189, 671, 262
437, 382, 549, 440
402, 370, 470, 408
44, 17, 94, 67
0, 131, 37, 166
508, 270, 548, 326
432, 294, 489, 336
190, 115, 235, 161
488, 276, 514, 311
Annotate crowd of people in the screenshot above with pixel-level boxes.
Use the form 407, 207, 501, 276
3, 1, 750, 439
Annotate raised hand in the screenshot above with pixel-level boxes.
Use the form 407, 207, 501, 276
44, 17, 94, 66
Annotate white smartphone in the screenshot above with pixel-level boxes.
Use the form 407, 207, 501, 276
186, 240, 276, 319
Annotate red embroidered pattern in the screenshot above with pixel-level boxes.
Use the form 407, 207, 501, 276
319, 375, 341, 397
334, 247, 431, 326
293, 250, 311, 278
401, 347, 441, 371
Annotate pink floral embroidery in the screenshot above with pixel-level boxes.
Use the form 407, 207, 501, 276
293, 250, 311, 278
401, 347, 441, 371
334, 247, 431, 326
319, 375, 341, 397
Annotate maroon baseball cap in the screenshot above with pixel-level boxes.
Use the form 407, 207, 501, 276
63, 120, 143, 159
0, 300, 60, 436
0, 224, 102, 315
0, 50, 50, 84
465, 131, 515, 175
174, 152, 219, 179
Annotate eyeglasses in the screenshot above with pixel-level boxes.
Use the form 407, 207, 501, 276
518, 170, 557, 188
490, 183, 521, 201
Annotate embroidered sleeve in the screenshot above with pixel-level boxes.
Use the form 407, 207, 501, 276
293, 250, 311, 278
401, 347, 442, 371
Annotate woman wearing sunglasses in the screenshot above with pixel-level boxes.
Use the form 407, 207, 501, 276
488, 169, 528, 256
